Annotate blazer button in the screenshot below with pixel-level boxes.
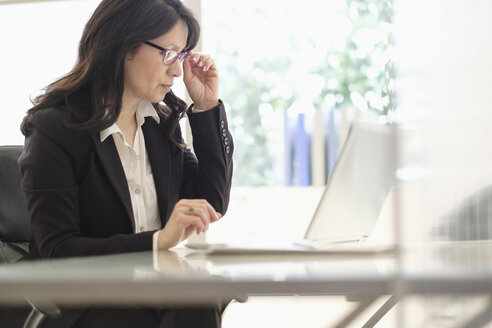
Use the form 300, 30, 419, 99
220, 120, 225, 128
224, 137, 229, 145
225, 145, 230, 154
222, 129, 227, 137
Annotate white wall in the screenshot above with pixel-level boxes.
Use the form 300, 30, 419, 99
393, 1, 492, 326
0, 0, 101, 145
394, 0, 492, 242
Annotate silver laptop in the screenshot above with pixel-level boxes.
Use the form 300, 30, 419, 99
187, 121, 398, 255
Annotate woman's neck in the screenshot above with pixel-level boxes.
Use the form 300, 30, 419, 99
117, 95, 139, 147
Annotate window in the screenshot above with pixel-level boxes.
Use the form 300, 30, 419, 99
200, 0, 392, 186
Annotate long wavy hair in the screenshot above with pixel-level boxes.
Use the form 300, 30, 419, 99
20, 0, 200, 148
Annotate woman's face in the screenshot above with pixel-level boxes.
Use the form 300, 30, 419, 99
123, 19, 188, 104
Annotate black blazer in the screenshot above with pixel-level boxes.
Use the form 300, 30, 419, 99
19, 102, 233, 259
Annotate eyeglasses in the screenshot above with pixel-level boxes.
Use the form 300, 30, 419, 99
143, 41, 188, 66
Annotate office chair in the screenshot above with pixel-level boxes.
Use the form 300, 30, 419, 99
435, 184, 492, 241
0, 145, 61, 328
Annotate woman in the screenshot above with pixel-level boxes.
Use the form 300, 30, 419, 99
18, 0, 233, 326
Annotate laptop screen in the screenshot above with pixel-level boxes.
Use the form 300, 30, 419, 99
305, 121, 397, 242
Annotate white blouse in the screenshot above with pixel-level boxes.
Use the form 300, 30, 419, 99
100, 101, 162, 250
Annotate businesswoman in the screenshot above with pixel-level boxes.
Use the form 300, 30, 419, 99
18, 0, 233, 326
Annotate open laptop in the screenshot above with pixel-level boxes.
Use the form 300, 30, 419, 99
187, 121, 398, 255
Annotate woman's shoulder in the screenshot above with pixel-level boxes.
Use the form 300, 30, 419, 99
25, 106, 92, 151
27, 106, 83, 136
28, 106, 73, 128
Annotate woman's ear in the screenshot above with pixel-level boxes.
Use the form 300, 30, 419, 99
125, 46, 140, 61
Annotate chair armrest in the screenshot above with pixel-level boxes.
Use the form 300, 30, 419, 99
23, 298, 61, 328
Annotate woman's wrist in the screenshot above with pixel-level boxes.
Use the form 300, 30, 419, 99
157, 228, 173, 249
193, 100, 220, 111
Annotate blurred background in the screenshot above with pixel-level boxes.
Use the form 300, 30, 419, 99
1, 0, 492, 327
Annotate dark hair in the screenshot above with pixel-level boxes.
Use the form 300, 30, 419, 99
20, 0, 200, 148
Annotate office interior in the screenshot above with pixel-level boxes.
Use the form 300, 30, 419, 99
1, 0, 491, 327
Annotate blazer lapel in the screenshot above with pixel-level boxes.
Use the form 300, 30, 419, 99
90, 134, 135, 231
142, 118, 172, 226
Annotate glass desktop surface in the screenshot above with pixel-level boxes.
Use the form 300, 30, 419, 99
0, 241, 490, 306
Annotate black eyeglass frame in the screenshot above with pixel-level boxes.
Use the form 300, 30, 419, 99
143, 41, 188, 66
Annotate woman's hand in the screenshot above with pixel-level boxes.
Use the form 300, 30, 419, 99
183, 51, 219, 111
157, 199, 222, 249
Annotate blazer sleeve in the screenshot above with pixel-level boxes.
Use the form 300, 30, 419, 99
180, 100, 234, 214
19, 110, 153, 259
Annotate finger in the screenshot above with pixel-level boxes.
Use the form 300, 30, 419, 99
183, 54, 210, 81
187, 53, 214, 71
194, 55, 213, 71
182, 55, 194, 81
184, 53, 204, 74
197, 56, 212, 69
177, 199, 220, 227
202, 58, 216, 72
178, 200, 211, 232
198, 199, 221, 223
183, 225, 196, 240
187, 52, 200, 66
187, 51, 198, 61
195, 205, 210, 232
180, 213, 206, 234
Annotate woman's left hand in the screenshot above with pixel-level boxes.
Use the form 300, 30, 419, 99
183, 51, 219, 111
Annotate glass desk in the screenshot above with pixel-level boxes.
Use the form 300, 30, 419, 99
0, 241, 491, 327
0, 248, 393, 306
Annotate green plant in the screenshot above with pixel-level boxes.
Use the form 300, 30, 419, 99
207, 0, 393, 186
314, 0, 393, 115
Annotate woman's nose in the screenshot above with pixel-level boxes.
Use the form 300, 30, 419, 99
167, 60, 182, 78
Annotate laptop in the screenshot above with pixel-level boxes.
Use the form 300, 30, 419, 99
187, 121, 398, 255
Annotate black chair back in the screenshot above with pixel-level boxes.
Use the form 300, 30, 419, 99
0, 146, 30, 263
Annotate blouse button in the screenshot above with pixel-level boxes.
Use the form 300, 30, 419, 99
139, 226, 145, 232
135, 187, 141, 194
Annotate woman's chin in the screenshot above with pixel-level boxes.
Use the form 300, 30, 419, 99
146, 94, 167, 104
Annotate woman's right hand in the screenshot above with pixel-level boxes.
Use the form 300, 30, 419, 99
157, 199, 222, 249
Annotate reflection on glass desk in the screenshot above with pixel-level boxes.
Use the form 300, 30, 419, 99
0, 241, 491, 307
400, 240, 492, 294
